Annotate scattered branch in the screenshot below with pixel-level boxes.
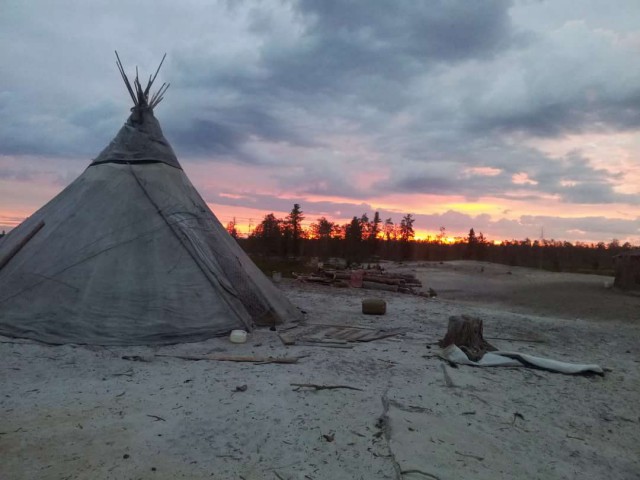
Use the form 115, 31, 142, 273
512, 412, 525, 425
295, 341, 354, 349
121, 355, 151, 362
400, 469, 442, 479
454, 450, 484, 462
485, 336, 545, 343
147, 415, 166, 422
156, 354, 304, 364
290, 383, 363, 392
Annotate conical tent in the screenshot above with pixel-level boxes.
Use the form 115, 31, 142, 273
0, 54, 301, 345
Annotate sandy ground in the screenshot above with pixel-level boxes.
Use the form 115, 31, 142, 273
405, 260, 640, 323
1, 261, 639, 479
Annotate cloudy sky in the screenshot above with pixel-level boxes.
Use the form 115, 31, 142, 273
1, 0, 639, 243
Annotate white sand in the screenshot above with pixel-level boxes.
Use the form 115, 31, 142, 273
2, 261, 639, 479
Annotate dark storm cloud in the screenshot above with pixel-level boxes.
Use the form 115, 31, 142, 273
294, 0, 515, 64
3, 0, 635, 163
389, 174, 459, 196
1, 0, 639, 242
0, 91, 122, 158
558, 183, 630, 204
185, 0, 517, 98
526, 152, 639, 204
469, 92, 640, 138
162, 0, 519, 161
165, 104, 315, 162
381, 145, 640, 205
169, 118, 250, 159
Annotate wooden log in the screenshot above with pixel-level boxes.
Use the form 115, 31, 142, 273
292, 274, 332, 284
306, 276, 333, 283
386, 273, 419, 281
362, 281, 398, 292
438, 315, 496, 361
331, 271, 351, 280
380, 276, 420, 285
326, 269, 418, 281
362, 275, 405, 285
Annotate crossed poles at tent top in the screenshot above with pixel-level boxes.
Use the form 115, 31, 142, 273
115, 51, 170, 110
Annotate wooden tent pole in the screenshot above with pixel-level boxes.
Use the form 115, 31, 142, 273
0, 221, 45, 272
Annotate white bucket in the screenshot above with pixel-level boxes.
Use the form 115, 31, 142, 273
229, 330, 248, 343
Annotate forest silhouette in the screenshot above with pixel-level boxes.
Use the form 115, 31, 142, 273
226, 204, 636, 275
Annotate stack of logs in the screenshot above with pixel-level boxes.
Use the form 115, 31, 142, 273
292, 269, 423, 295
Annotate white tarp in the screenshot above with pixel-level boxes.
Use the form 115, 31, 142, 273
440, 344, 604, 374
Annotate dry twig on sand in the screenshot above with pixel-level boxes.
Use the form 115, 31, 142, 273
290, 383, 364, 392
156, 354, 304, 364
454, 450, 484, 461
485, 336, 545, 343
400, 469, 442, 479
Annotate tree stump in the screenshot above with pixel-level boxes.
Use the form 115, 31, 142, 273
438, 315, 496, 361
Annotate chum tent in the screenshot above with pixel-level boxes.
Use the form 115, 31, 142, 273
0, 54, 301, 345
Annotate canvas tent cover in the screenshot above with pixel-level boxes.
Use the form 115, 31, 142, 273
0, 106, 301, 345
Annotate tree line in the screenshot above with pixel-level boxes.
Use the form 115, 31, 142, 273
227, 204, 416, 262
228, 204, 637, 274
